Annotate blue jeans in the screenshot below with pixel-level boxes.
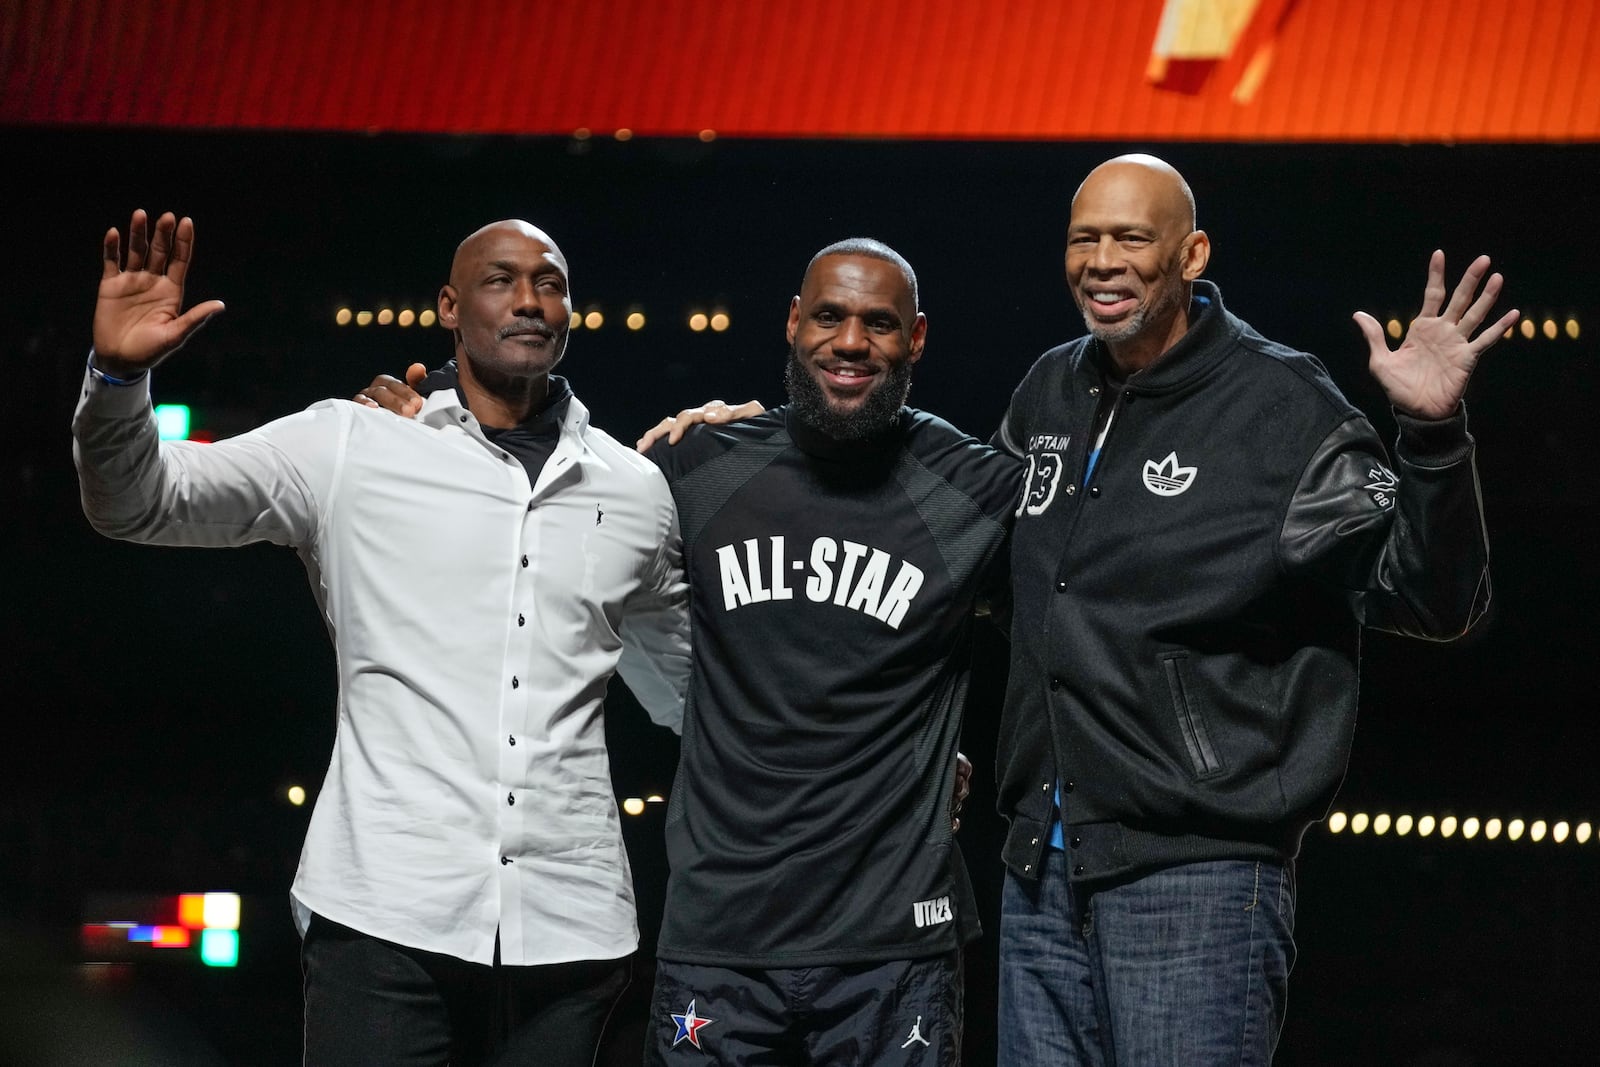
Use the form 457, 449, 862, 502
998, 849, 1296, 1066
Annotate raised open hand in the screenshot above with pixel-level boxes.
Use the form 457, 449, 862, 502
93, 210, 226, 377
1353, 251, 1518, 420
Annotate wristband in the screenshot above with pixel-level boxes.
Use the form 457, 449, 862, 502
86, 350, 149, 387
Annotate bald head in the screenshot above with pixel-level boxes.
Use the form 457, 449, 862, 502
1064, 154, 1211, 371
1073, 154, 1196, 235
451, 220, 569, 289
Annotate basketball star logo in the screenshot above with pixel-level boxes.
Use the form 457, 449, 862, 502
671, 998, 715, 1049
902, 1015, 931, 1048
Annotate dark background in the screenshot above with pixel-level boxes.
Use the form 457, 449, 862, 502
1, 129, 1596, 1064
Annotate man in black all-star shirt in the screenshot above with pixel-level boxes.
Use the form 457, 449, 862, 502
640, 240, 1020, 1065
366, 239, 1022, 1064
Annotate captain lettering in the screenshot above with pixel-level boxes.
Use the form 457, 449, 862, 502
714, 536, 925, 630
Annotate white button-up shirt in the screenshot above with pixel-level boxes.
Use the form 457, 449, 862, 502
73, 370, 690, 965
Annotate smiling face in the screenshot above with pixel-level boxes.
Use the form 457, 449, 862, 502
783, 253, 926, 439
1065, 156, 1210, 373
438, 221, 573, 388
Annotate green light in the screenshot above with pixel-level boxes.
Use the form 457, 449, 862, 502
154, 404, 192, 441
199, 928, 238, 967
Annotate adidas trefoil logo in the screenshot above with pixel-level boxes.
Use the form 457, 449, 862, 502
1142, 452, 1197, 496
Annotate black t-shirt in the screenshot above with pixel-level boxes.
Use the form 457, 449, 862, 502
648, 406, 1022, 967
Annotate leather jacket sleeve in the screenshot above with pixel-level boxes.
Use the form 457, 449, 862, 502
1278, 404, 1490, 639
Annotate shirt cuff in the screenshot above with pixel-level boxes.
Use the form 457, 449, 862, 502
81, 353, 153, 417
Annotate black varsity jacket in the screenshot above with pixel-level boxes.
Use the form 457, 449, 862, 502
993, 281, 1491, 884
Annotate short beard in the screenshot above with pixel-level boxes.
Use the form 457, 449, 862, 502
784, 345, 913, 440
1080, 261, 1187, 345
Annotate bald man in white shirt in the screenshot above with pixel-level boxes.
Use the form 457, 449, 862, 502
73, 210, 691, 1066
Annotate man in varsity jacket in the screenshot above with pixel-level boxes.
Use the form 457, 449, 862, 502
992, 155, 1517, 1065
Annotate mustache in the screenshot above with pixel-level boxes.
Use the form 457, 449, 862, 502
497, 319, 556, 341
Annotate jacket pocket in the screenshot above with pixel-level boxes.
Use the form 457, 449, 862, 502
1160, 652, 1227, 781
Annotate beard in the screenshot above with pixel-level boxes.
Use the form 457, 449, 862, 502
1078, 262, 1187, 346
784, 345, 913, 440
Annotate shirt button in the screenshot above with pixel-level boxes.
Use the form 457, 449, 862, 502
501, 452, 510, 461
1024, 863, 1033, 873
1041, 782, 1051, 793
526, 501, 534, 513
511, 677, 519, 689
1088, 386, 1100, 396
1064, 484, 1076, 496
459, 415, 468, 424
1030, 837, 1039, 846
1049, 676, 1062, 691
507, 792, 515, 806
1070, 835, 1082, 849
500, 855, 511, 865
521, 555, 529, 568
1064, 780, 1076, 793
1089, 486, 1101, 498
1055, 580, 1067, 593
1074, 864, 1085, 876
517, 613, 525, 626
508, 734, 516, 746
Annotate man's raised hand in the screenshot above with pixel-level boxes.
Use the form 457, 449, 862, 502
94, 211, 226, 377
1354, 251, 1519, 421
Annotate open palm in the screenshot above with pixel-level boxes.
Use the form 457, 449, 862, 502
93, 210, 225, 375
1354, 251, 1518, 421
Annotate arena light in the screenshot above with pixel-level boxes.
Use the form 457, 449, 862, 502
377, 308, 394, 325
1462, 817, 1480, 840
1542, 318, 1558, 340
1531, 820, 1548, 842
699, 129, 717, 142
622, 797, 645, 816
1385, 318, 1403, 340
569, 310, 583, 329
356, 310, 373, 327
627, 311, 646, 331
1328, 811, 1347, 833
1566, 317, 1580, 340
419, 309, 437, 327
615, 128, 633, 141
710, 311, 731, 333
584, 310, 604, 330
287, 785, 306, 807
154, 404, 192, 442
200, 929, 239, 967
1578, 822, 1593, 844
689, 312, 709, 332
1553, 821, 1571, 844
1394, 814, 1414, 836
1485, 818, 1502, 840
1519, 319, 1536, 339
335, 307, 353, 326
1372, 813, 1392, 836
1508, 819, 1525, 841
1439, 816, 1458, 838
398, 309, 415, 327
1417, 815, 1437, 837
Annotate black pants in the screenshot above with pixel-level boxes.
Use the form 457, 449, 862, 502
302, 914, 631, 1067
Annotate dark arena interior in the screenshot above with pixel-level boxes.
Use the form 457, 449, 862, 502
3, 2, 1598, 1063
